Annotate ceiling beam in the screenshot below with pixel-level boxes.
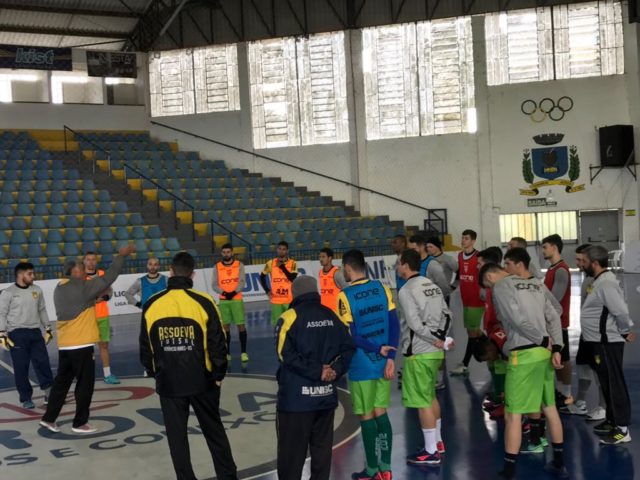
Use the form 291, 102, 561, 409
0, 3, 142, 18
0, 24, 130, 39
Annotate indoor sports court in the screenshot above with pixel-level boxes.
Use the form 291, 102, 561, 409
0, 1, 639, 479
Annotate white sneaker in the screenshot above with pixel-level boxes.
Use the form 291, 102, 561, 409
39, 420, 61, 433
450, 364, 469, 376
586, 406, 606, 422
71, 423, 98, 434
566, 400, 587, 415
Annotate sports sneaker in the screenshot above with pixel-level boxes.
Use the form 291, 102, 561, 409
104, 374, 120, 385
351, 469, 378, 479
72, 424, 98, 434
540, 437, 549, 448
566, 399, 587, 415
599, 427, 631, 445
437, 440, 446, 454
544, 462, 570, 478
520, 440, 544, 454
22, 400, 35, 409
489, 404, 505, 420
483, 398, 499, 411
593, 420, 615, 436
521, 421, 531, 435
39, 420, 60, 433
375, 470, 392, 480
450, 364, 469, 376
241, 352, 249, 362
407, 448, 441, 465
586, 406, 606, 422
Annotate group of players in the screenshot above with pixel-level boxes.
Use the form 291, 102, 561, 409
0, 229, 635, 480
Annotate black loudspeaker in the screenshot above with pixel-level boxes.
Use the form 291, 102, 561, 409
599, 125, 634, 167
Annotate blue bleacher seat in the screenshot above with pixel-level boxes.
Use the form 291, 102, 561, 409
10, 217, 27, 230
64, 216, 80, 228
50, 204, 65, 215
165, 238, 180, 251
33, 204, 49, 216
45, 243, 62, 257
98, 227, 113, 241
27, 244, 43, 258
115, 227, 129, 240
149, 239, 164, 252
63, 244, 79, 256
64, 229, 80, 243
98, 241, 114, 254
147, 226, 162, 239
113, 214, 128, 227
99, 203, 113, 214
82, 242, 97, 254
97, 216, 112, 227
134, 239, 148, 252
9, 244, 25, 257
82, 229, 98, 241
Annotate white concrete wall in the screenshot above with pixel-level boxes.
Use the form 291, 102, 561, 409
148, 18, 640, 246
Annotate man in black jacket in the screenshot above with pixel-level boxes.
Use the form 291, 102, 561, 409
275, 275, 355, 480
140, 252, 237, 480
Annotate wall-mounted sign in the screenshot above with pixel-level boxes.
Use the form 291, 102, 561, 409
527, 198, 557, 208
0, 44, 72, 71
87, 51, 137, 78
520, 133, 585, 196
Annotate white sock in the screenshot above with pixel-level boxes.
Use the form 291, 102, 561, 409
436, 418, 442, 443
104, 367, 111, 377
422, 428, 437, 454
560, 384, 572, 398
618, 426, 628, 434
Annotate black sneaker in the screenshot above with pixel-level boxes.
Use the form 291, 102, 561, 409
544, 462, 569, 478
593, 420, 615, 436
599, 427, 631, 445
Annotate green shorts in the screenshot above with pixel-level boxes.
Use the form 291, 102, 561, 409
349, 378, 391, 415
97, 317, 110, 343
505, 347, 555, 414
218, 299, 246, 326
463, 306, 484, 331
271, 303, 290, 325
402, 352, 444, 408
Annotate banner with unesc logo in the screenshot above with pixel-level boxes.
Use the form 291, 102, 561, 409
87, 51, 137, 78
0, 44, 72, 71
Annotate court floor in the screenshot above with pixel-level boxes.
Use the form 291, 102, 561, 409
0, 282, 637, 479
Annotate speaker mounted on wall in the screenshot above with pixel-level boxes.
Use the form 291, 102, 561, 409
599, 125, 635, 167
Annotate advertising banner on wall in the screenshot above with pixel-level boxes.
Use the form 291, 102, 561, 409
87, 51, 137, 78
0, 255, 399, 321
0, 44, 72, 71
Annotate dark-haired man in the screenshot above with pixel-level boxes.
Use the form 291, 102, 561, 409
337, 249, 399, 480
507, 237, 543, 279
573, 244, 606, 420
407, 235, 450, 296
40, 244, 135, 434
479, 260, 567, 479
140, 252, 238, 479
397, 249, 453, 466
541, 234, 573, 410
260, 241, 298, 325
318, 247, 348, 313
84, 251, 118, 384
580, 245, 635, 445
0, 262, 53, 409
451, 229, 484, 376
212, 244, 248, 361
391, 234, 408, 291
426, 237, 458, 297
476, 247, 507, 420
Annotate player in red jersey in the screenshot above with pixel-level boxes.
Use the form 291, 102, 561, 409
542, 234, 573, 411
451, 230, 485, 376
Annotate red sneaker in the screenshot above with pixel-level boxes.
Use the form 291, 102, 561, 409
437, 440, 446, 454
375, 471, 392, 480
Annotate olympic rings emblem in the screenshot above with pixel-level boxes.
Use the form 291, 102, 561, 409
520, 96, 573, 122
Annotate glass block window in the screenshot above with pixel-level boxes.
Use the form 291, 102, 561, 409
149, 44, 239, 117
363, 17, 475, 140
486, 1, 623, 85
249, 32, 349, 149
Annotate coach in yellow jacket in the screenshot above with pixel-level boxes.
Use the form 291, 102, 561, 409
140, 252, 237, 480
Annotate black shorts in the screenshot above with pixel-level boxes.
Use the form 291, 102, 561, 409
575, 335, 593, 366
560, 329, 570, 363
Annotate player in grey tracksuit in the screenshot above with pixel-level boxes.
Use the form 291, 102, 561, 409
0, 262, 53, 409
580, 245, 634, 445
480, 259, 567, 480
397, 249, 453, 465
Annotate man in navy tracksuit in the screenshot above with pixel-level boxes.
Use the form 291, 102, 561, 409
275, 275, 355, 480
